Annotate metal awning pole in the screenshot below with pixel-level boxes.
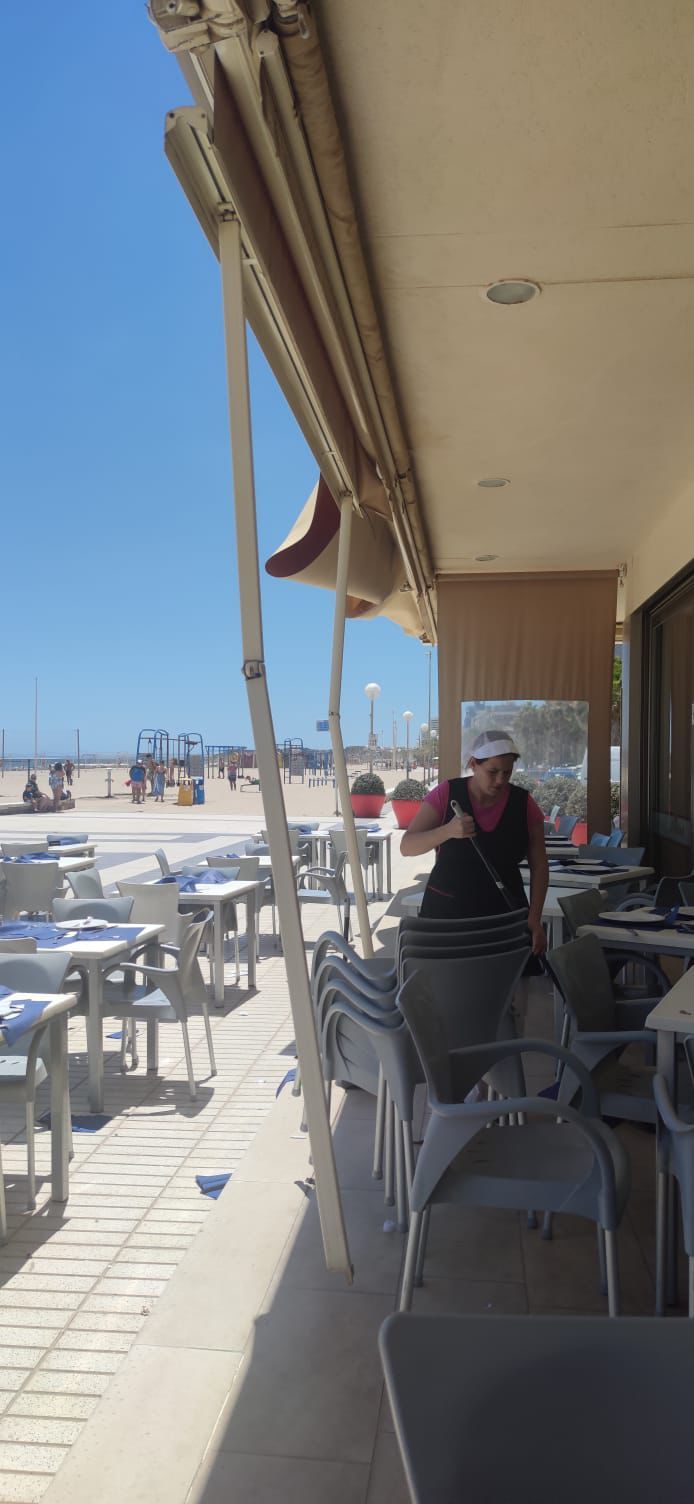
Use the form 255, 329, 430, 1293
329, 498, 374, 960
218, 213, 351, 1278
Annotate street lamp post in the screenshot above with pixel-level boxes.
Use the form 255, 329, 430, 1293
364, 682, 381, 773
420, 723, 429, 781
403, 710, 413, 776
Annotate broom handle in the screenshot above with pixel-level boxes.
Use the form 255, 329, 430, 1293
450, 799, 520, 912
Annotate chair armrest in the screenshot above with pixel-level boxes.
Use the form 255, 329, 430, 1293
448, 1036, 599, 1117
104, 960, 172, 984
572, 1029, 654, 1046
428, 1090, 619, 1199
313, 955, 396, 1006
605, 951, 670, 994
653, 1072, 694, 1135
317, 976, 399, 1024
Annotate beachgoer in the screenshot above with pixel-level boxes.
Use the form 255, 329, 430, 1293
400, 729, 548, 956
64, 758, 74, 787
23, 773, 50, 812
228, 762, 237, 792
48, 762, 65, 812
153, 762, 166, 802
129, 761, 146, 805
145, 756, 156, 797
218, 759, 225, 779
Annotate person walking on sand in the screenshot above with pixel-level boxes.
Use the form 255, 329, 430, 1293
64, 758, 74, 787
228, 761, 237, 792
153, 762, 166, 803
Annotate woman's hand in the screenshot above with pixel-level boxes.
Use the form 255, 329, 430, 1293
528, 919, 547, 956
446, 813, 476, 841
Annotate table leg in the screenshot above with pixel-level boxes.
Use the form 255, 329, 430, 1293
386, 837, 392, 897
86, 959, 104, 1114
49, 1014, 69, 1202
247, 889, 257, 989
655, 1030, 678, 1306
213, 900, 224, 1006
376, 844, 384, 900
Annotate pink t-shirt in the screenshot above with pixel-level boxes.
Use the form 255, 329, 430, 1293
423, 779, 544, 835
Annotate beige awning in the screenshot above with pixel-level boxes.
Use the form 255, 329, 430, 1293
265, 476, 423, 635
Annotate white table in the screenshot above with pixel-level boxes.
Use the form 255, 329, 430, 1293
0, 991, 77, 1208
46, 842, 96, 858
167, 880, 264, 1004
578, 908, 694, 963
521, 862, 653, 890
31, 923, 165, 1113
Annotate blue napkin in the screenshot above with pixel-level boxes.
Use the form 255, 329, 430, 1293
62, 924, 145, 944
39, 1110, 112, 1132
0, 988, 46, 1046
5, 852, 58, 863
172, 870, 230, 893
368, 825, 380, 833
195, 1172, 232, 1200
0, 921, 67, 948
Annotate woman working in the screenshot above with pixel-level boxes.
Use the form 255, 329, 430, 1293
400, 729, 549, 955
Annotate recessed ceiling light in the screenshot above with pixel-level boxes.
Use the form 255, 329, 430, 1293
477, 477, 510, 488
474, 554, 498, 562
484, 279, 541, 305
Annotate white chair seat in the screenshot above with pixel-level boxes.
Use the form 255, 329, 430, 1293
102, 983, 176, 1023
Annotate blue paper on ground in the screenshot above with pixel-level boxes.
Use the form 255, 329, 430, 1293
276, 1067, 297, 1098
39, 1111, 112, 1133
196, 1172, 232, 1199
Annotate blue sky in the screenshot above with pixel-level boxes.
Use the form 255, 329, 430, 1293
0, 3, 435, 760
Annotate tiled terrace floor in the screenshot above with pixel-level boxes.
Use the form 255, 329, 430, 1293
0, 815, 677, 1502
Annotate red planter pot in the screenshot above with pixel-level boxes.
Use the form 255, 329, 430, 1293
392, 799, 423, 830
572, 821, 587, 846
350, 794, 385, 818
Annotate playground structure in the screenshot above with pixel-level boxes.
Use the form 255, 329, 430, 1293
134, 729, 205, 802
280, 739, 334, 788
136, 728, 170, 767
205, 745, 249, 777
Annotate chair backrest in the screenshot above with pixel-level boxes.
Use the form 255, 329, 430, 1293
53, 896, 134, 923
1, 861, 61, 918
600, 846, 646, 867
545, 933, 617, 1032
557, 887, 609, 937
154, 849, 172, 877
555, 815, 577, 840
116, 881, 184, 945
0, 939, 38, 953
679, 880, 694, 907
607, 828, 624, 847
46, 832, 89, 844
588, 833, 610, 847
399, 908, 528, 937
655, 874, 692, 908
0, 951, 72, 993
397, 945, 530, 1092
398, 935, 529, 976
329, 829, 370, 867
66, 870, 105, 900
549, 804, 560, 823
2, 841, 49, 857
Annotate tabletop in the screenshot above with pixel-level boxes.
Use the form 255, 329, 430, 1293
645, 969, 694, 1037
579, 906, 694, 958
0, 990, 77, 1040
150, 877, 264, 903
21, 921, 165, 959
520, 861, 653, 889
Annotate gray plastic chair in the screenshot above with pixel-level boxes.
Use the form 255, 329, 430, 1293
680, 880, 694, 907
297, 852, 350, 938
0, 939, 37, 954
546, 935, 661, 1123
0, 951, 73, 1211
154, 849, 173, 878
555, 815, 577, 840
116, 882, 190, 948
600, 846, 646, 867
101, 911, 216, 1099
322, 996, 417, 1231
654, 1061, 694, 1317
557, 889, 669, 1001
589, 833, 610, 847
607, 829, 624, 847
397, 973, 629, 1313
66, 870, 105, 900
1, 861, 61, 921
379, 1311, 694, 1503
1, 841, 50, 857
329, 829, 378, 900
53, 896, 133, 924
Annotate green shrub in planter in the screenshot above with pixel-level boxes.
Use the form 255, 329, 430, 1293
391, 778, 426, 802
351, 772, 386, 797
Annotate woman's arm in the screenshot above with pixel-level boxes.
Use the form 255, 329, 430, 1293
400, 798, 474, 857
526, 819, 550, 954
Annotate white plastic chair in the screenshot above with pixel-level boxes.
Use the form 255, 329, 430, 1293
116, 881, 191, 947
0, 951, 74, 1212
2, 841, 49, 857
101, 912, 216, 1100
66, 870, 105, 900
329, 828, 378, 899
53, 897, 133, 924
1, 861, 61, 920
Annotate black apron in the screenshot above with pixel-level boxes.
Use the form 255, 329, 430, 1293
420, 778, 529, 921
